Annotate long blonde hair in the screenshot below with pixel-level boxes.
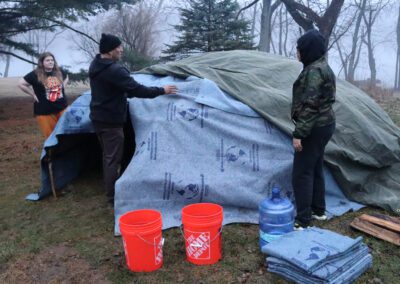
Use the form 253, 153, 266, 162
35, 52, 63, 86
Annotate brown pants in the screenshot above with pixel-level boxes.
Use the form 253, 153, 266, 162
93, 123, 124, 203
36, 109, 66, 138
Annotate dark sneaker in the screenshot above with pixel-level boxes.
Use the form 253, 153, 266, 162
294, 222, 309, 231
312, 213, 327, 221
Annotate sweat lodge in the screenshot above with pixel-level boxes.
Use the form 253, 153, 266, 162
26, 50, 400, 234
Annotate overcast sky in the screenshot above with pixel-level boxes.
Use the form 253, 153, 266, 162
4, 30, 92, 76
1, 1, 397, 88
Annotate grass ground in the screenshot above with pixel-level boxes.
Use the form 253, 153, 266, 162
0, 78, 399, 283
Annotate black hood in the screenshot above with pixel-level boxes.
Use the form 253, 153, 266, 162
89, 54, 115, 79
297, 29, 326, 67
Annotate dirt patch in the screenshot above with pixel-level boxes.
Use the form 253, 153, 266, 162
0, 244, 110, 283
0, 94, 112, 283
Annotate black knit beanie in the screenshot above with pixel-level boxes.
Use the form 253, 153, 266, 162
99, 33, 122, 54
296, 29, 326, 67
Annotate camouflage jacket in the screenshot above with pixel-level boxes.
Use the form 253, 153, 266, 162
291, 57, 336, 139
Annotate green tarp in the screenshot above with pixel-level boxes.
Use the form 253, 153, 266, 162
142, 50, 400, 214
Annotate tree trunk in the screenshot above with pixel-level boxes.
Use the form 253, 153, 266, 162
278, 4, 283, 55
4, 53, 11, 78
280, 0, 344, 49
347, 0, 366, 82
396, 4, 400, 89
362, 6, 377, 86
28, 32, 36, 69
365, 28, 376, 86
334, 33, 348, 79
251, 2, 258, 40
259, 0, 272, 52
396, 52, 399, 90
283, 6, 289, 56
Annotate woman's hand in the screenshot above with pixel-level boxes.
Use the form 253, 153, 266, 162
163, 85, 178, 94
293, 138, 302, 152
63, 74, 69, 86
18, 78, 38, 102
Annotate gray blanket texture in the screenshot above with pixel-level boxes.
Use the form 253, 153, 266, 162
114, 74, 362, 234
262, 227, 372, 284
141, 50, 400, 214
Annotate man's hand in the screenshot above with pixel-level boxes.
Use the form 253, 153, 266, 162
293, 138, 302, 152
163, 85, 178, 94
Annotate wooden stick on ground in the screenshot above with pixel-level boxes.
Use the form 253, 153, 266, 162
359, 214, 400, 233
370, 213, 400, 225
47, 149, 57, 199
350, 217, 400, 246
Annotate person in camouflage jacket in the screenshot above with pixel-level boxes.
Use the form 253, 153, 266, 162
291, 29, 336, 229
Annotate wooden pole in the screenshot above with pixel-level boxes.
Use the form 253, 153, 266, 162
47, 149, 57, 199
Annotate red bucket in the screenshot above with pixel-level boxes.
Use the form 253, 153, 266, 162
119, 209, 163, 272
182, 203, 224, 265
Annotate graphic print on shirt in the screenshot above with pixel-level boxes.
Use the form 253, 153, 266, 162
45, 76, 63, 102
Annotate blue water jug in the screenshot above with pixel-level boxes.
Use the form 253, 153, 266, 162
259, 186, 294, 249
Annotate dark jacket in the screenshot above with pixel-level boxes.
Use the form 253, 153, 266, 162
291, 30, 336, 139
291, 57, 336, 139
89, 54, 165, 125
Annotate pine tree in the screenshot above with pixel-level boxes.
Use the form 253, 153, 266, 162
163, 0, 254, 60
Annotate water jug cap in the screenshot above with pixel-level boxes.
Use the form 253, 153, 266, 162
259, 186, 294, 214
271, 186, 280, 200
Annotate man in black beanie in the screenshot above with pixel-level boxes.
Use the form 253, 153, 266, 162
89, 33, 177, 207
99, 33, 122, 54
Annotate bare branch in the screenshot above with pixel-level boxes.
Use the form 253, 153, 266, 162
280, 0, 314, 31
39, 17, 99, 44
280, 0, 344, 47
0, 50, 37, 65
327, 16, 353, 51
3, 24, 60, 35
236, 0, 260, 19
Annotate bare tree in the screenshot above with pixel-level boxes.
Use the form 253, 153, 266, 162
21, 29, 66, 68
237, 0, 281, 52
72, 21, 103, 64
396, 4, 400, 89
259, 0, 273, 51
279, 0, 344, 48
250, 1, 258, 40
333, 0, 366, 82
105, 1, 166, 57
73, 0, 166, 64
347, 0, 366, 82
0, 28, 65, 76
361, 0, 391, 86
278, 3, 284, 55
273, 3, 293, 56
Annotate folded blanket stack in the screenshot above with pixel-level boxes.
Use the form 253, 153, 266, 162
261, 227, 372, 284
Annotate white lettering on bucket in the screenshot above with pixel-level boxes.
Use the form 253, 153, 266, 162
154, 235, 163, 265
185, 230, 211, 260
